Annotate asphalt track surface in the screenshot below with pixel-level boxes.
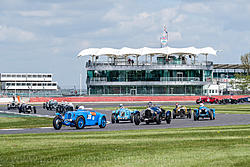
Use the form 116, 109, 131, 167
0, 103, 250, 135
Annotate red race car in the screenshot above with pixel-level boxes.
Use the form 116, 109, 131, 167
196, 97, 219, 104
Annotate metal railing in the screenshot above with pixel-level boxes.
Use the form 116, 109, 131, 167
89, 77, 201, 82
86, 61, 213, 68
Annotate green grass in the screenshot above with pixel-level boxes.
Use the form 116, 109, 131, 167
0, 117, 52, 129
0, 125, 250, 167
96, 104, 250, 114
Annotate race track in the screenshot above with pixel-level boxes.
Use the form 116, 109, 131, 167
0, 103, 250, 134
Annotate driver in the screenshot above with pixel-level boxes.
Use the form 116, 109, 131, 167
119, 104, 124, 109
148, 102, 153, 108
199, 103, 204, 108
78, 106, 85, 110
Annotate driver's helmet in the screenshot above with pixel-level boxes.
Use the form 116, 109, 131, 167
200, 103, 204, 107
78, 106, 85, 110
119, 104, 123, 108
148, 102, 153, 107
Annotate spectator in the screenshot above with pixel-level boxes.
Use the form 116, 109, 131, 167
128, 58, 131, 65
131, 59, 134, 66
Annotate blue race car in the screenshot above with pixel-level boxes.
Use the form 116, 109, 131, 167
111, 106, 135, 123
193, 104, 215, 121
53, 106, 107, 130
134, 102, 171, 125
237, 97, 250, 103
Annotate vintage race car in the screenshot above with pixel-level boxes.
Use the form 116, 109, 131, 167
18, 103, 36, 114
219, 98, 238, 104
7, 101, 20, 110
43, 100, 58, 110
53, 107, 106, 130
134, 105, 171, 125
111, 108, 135, 123
193, 106, 215, 121
56, 102, 77, 114
237, 97, 250, 103
173, 105, 191, 119
196, 97, 219, 104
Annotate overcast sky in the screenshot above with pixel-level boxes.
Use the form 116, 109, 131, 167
0, 0, 250, 89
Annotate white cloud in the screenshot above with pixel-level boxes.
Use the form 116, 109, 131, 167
19, 10, 52, 17
181, 3, 211, 14
169, 31, 182, 42
0, 25, 36, 42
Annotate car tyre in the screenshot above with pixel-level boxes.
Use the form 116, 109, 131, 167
209, 111, 213, 120
53, 116, 62, 130
111, 114, 116, 124
76, 116, 85, 129
99, 116, 106, 128
33, 106, 36, 114
134, 114, 141, 125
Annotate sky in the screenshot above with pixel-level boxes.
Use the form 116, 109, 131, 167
0, 0, 250, 89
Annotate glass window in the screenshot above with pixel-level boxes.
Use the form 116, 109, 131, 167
52, 83, 57, 86
38, 83, 42, 86
11, 83, 15, 86
17, 75, 21, 78
38, 75, 42, 78
32, 83, 37, 86
6, 83, 10, 86
2, 74, 6, 77
22, 75, 26, 77
212, 90, 214, 93
12, 74, 16, 77
27, 83, 31, 86
28, 75, 32, 77
16, 83, 21, 86
7, 75, 11, 77
21, 83, 26, 86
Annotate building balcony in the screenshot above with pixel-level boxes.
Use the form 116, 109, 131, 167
86, 61, 213, 70
88, 77, 209, 86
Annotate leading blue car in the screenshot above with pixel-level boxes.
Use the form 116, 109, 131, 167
53, 107, 107, 130
111, 106, 135, 123
193, 105, 215, 121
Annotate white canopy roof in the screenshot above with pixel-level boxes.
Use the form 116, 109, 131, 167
77, 46, 217, 57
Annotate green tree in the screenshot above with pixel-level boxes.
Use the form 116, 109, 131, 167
234, 74, 250, 94
241, 52, 250, 75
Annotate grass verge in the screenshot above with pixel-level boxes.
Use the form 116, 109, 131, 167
0, 117, 52, 129
0, 125, 250, 167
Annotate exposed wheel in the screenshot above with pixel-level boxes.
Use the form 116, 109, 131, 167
156, 114, 161, 124
53, 116, 62, 130
43, 103, 45, 109
146, 121, 150, 125
76, 116, 85, 129
193, 112, 197, 121
99, 116, 106, 128
111, 114, 116, 124
115, 118, 119, 123
7, 104, 10, 110
166, 111, 171, 124
33, 106, 36, 114
130, 114, 134, 123
134, 114, 141, 125
173, 110, 176, 119
209, 111, 213, 120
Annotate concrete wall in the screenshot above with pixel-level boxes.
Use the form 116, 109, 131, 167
29, 95, 250, 103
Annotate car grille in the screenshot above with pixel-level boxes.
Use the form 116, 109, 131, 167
200, 109, 206, 114
145, 109, 152, 118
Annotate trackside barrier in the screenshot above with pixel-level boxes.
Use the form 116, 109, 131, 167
29, 95, 250, 103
